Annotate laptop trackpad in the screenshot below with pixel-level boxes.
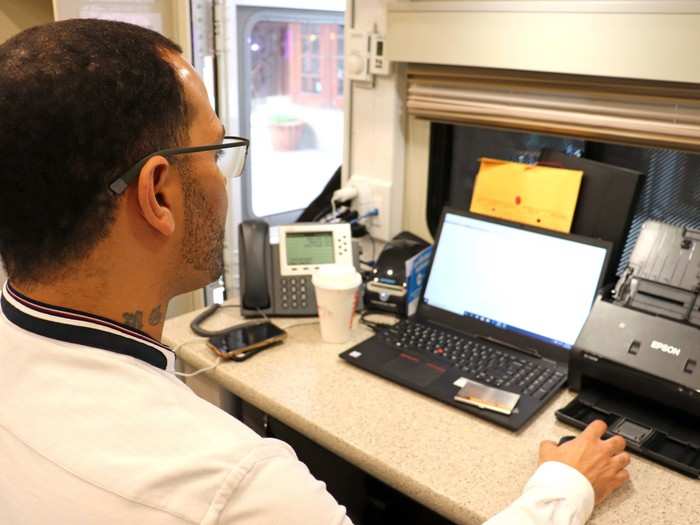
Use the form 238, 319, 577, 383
383, 353, 445, 387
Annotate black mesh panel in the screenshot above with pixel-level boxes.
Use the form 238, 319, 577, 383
587, 144, 700, 275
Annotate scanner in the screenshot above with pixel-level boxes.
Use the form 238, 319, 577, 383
556, 221, 700, 478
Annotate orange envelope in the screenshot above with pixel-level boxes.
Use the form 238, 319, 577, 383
470, 158, 583, 233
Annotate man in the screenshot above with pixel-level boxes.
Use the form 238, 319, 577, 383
0, 19, 629, 524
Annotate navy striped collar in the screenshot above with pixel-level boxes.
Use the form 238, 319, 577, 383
1, 282, 175, 372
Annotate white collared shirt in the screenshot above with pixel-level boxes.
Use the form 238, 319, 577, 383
0, 283, 593, 524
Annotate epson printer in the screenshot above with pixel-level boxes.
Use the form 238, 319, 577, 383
557, 221, 700, 478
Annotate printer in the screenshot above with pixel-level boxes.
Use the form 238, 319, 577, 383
557, 221, 700, 478
364, 231, 431, 317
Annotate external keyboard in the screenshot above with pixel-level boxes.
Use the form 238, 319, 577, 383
377, 319, 565, 399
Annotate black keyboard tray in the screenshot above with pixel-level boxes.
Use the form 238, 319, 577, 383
556, 380, 700, 478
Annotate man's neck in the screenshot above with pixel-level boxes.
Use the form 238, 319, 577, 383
12, 277, 169, 341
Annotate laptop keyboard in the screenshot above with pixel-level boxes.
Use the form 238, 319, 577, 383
377, 319, 565, 399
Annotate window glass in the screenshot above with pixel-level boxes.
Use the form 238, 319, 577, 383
431, 123, 700, 278
444, 125, 583, 214
336, 30, 344, 97
246, 17, 344, 219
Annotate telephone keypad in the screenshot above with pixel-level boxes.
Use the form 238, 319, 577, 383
279, 275, 314, 313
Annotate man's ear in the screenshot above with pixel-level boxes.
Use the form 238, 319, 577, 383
136, 155, 176, 236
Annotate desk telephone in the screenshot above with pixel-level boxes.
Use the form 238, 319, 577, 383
239, 220, 359, 317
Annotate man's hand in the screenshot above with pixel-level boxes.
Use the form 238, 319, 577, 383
539, 420, 630, 504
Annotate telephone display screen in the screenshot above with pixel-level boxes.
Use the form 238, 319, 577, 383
286, 231, 335, 266
209, 322, 286, 354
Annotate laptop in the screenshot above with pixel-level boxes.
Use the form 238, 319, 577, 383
340, 209, 611, 430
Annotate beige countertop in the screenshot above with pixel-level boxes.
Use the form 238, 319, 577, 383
164, 305, 699, 525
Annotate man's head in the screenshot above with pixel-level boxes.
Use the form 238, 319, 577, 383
0, 19, 227, 294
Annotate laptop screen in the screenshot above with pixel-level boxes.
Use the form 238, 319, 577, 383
422, 213, 608, 349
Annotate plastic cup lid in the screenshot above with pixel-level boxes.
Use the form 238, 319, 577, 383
312, 265, 362, 290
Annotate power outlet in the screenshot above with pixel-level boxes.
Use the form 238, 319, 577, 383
349, 175, 393, 241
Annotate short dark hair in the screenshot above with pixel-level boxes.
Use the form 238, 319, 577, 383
0, 19, 189, 282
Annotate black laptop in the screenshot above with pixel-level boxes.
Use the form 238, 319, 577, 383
340, 209, 611, 430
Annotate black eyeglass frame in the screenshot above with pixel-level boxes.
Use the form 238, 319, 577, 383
108, 135, 250, 195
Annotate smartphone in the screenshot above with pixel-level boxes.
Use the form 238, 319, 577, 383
207, 321, 287, 359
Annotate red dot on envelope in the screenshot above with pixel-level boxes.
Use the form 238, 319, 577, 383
515, 195, 522, 205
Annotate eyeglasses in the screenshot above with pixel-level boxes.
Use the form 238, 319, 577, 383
108, 136, 250, 195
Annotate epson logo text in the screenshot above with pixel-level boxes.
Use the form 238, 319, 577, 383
650, 340, 681, 357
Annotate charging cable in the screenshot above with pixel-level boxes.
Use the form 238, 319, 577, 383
331, 185, 359, 218
351, 208, 379, 224
281, 319, 319, 331
331, 185, 359, 204
172, 339, 222, 377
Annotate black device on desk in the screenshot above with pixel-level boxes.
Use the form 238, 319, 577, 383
340, 209, 611, 430
239, 220, 358, 317
365, 232, 431, 316
557, 221, 700, 477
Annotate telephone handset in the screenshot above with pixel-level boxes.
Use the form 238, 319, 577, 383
239, 220, 271, 310
238, 220, 358, 317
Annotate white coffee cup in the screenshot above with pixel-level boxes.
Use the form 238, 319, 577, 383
312, 265, 362, 343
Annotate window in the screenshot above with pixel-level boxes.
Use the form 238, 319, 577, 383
414, 65, 700, 285
239, 9, 344, 223
336, 30, 344, 97
300, 24, 321, 95
428, 122, 700, 278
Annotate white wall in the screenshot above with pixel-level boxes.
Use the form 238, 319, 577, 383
52, 0, 192, 62
387, 2, 700, 84
345, 0, 410, 240
0, 0, 53, 43
402, 116, 431, 240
